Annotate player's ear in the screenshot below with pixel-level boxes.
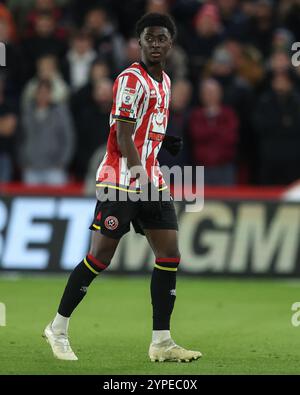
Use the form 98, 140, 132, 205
138, 39, 142, 47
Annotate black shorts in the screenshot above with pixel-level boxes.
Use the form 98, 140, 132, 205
89, 191, 178, 239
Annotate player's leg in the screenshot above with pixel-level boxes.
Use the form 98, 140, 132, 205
145, 228, 180, 335
44, 232, 120, 360
55, 232, 119, 323
145, 228, 202, 362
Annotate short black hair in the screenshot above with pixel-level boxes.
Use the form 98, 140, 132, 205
135, 13, 177, 39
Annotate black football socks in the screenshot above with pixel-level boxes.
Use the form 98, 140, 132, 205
58, 254, 108, 317
150, 257, 180, 330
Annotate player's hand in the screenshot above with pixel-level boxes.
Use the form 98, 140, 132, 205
162, 135, 183, 156
139, 182, 162, 219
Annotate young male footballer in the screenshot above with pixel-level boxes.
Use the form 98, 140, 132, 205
44, 12, 202, 363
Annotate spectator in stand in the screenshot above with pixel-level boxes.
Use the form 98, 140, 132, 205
83, 6, 126, 77
22, 54, 69, 109
268, 50, 292, 75
20, 79, 75, 185
260, 50, 300, 93
246, 0, 275, 59
25, 0, 66, 37
253, 72, 300, 185
72, 78, 112, 180
123, 37, 140, 67
0, 18, 23, 96
0, 77, 18, 182
0, 2, 18, 43
158, 79, 192, 168
61, 30, 97, 92
165, 44, 189, 81
70, 58, 111, 124
224, 39, 264, 89
8, 0, 39, 30
271, 28, 294, 54
277, 0, 300, 42
69, 0, 111, 27
206, 46, 255, 181
187, 78, 239, 185
146, 0, 170, 14
8, 0, 70, 33
182, 3, 224, 81
21, 11, 67, 80
240, 0, 257, 19
207, 46, 253, 107
217, 0, 249, 40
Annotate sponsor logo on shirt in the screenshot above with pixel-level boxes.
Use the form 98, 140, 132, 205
148, 131, 165, 142
122, 93, 135, 105
118, 107, 134, 114
124, 87, 136, 94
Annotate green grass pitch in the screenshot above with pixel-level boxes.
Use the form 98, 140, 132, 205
0, 275, 300, 375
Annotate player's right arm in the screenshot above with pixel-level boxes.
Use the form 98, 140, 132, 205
117, 120, 161, 216
116, 120, 148, 183
112, 72, 148, 184
113, 72, 161, 215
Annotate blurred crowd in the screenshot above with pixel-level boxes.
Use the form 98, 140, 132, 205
1, 0, 300, 186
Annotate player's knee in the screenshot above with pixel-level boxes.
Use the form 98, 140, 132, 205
155, 251, 181, 261
154, 252, 181, 272
87, 251, 112, 269
89, 246, 115, 267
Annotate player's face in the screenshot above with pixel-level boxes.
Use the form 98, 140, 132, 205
140, 26, 172, 64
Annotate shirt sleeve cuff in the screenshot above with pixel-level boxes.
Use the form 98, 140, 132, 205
112, 115, 137, 124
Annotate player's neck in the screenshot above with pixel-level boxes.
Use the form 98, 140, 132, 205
139, 59, 163, 83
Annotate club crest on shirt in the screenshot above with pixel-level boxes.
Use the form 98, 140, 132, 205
104, 216, 119, 230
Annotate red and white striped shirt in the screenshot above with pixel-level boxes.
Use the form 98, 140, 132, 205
96, 62, 171, 191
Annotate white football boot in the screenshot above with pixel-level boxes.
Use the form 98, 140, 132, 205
149, 339, 202, 362
43, 323, 78, 361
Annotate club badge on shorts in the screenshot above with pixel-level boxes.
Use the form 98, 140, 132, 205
104, 216, 119, 230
